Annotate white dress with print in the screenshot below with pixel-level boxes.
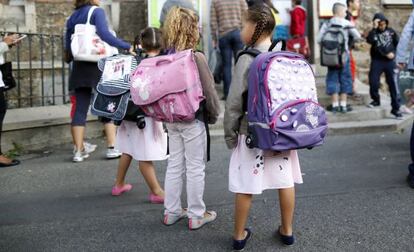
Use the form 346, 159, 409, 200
116, 118, 168, 161
229, 135, 303, 194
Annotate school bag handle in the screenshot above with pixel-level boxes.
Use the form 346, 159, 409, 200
156, 58, 173, 66
269, 39, 287, 51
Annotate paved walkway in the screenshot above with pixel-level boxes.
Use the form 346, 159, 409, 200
0, 126, 413, 251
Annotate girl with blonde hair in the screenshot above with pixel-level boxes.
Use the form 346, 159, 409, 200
162, 7, 221, 230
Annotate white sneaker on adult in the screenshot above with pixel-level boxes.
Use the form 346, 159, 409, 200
73, 150, 89, 162
84, 142, 97, 153
72, 142, 97, 155
106, 147, 122, 159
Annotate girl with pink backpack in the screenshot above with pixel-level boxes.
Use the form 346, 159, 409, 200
111, 28, 167, 204
223, 5, 303, 250
161, 7, 220, 230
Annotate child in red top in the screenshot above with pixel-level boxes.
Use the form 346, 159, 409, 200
289, 0, 307, 37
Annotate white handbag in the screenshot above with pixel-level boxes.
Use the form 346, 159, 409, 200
70, 6, 119, 62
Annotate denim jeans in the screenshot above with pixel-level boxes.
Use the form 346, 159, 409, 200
325, 54, 353, 95
219, 29, 244, 99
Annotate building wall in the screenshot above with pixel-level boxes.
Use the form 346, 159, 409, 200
0, 0, 147, 42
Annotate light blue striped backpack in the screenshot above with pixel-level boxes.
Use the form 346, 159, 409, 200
91, 54, 139, 121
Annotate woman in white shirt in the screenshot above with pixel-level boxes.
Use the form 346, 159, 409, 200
0, 34, 20, 167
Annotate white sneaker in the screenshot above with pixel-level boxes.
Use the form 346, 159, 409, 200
400, 105, 413, 115
73, 150, 89, 162
72, 142, 97, 155
106, 147, 122, 159
163, 209, 188, 226
84, 142, 97, 153
188, 210, 217, 230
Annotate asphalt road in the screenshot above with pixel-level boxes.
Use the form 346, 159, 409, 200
0, 126, 413, 252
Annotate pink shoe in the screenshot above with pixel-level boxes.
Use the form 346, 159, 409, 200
149, 193, 164, 204
111, 184, 132, 196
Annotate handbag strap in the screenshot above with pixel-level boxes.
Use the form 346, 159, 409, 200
86, 6, 98, 25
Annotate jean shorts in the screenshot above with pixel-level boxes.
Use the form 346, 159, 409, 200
325, 54, 353, 95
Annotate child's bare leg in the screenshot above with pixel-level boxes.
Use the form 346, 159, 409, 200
339, 93, 347, 104
278, 187, 295, 235
139, 161, 164, 197
234, 193, 253, 240
331, 93, 339, 105
115, 154, 133, 186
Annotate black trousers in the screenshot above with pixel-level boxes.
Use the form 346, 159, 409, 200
368, 59, 400, 112
0, 88, 7, 155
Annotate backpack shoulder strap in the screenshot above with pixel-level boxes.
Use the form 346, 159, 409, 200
236, 48, 261, 63
270, 39, 287, 51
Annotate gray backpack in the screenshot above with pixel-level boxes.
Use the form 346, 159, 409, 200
320, 23, 347, 68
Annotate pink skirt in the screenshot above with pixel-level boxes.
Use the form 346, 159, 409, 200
229, 135, 303, 194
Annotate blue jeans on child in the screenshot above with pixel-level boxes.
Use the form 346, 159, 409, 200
325, 54, 353, 95
219, 29, 244, 99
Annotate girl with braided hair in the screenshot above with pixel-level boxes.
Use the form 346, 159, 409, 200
224, 5, 303, 250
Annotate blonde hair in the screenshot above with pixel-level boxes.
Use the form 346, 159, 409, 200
163, 7, 199, 51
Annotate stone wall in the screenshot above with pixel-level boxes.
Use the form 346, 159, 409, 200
118, 0, 148, 42
33, 0, 146, 42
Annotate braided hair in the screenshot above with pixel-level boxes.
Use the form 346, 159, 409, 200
246, 5, 275, 47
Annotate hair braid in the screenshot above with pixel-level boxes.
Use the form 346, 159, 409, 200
249, 12, 268, 47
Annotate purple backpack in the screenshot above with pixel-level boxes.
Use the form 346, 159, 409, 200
241, 41, 328, 151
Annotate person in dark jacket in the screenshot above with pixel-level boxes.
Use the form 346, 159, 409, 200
367, 13, 402, 119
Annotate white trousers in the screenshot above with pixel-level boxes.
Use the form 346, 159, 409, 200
164, 120, 207, 218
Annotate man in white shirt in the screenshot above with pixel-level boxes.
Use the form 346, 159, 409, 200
0, 33, 20, 167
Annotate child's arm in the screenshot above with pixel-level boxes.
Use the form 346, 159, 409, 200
223, 55, 252, 149
194, 52, 220, 124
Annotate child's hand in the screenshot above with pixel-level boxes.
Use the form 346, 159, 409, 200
3, 34, 19, 46
398, 63, 407, 70
386, 52, 395, 60
129, 46, 137, 56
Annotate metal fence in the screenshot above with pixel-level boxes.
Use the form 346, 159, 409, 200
1, 31, 69, 108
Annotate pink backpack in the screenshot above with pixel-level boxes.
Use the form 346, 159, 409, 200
130, 49, 205, 122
